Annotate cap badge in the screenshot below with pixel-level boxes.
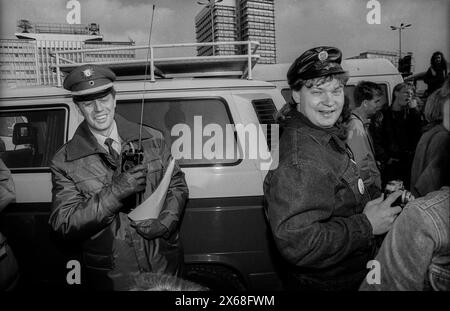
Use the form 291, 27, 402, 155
81, 68, 94, 79
318, 51, 328, 62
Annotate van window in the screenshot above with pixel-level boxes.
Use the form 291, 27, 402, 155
116, 98, 239, 167
0, 108, 66, 169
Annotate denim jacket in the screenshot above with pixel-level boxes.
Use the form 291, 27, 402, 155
410, 124, 449, 196
264, 110, 376, 290
360, 187, 450, 291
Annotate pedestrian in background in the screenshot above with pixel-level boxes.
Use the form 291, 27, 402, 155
372, 82, 422, 187
411, 77, 450, 196
346, 81, 384, 198
423, 51, 448, 97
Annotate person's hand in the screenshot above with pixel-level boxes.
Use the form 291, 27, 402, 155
111, 164, 147, 200
363, 191, 403, 235
408, 98, 418, 109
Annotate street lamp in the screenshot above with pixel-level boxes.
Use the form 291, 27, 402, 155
197, 0, 223, 56
390, 23, 411, 64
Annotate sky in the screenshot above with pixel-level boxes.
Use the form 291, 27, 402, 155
0, 0, 449, 73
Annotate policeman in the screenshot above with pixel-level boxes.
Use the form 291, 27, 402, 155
263, 47, 403, 291
49, 64, 188, 290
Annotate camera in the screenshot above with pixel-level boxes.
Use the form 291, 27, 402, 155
121, 142, 144, 172
384, 180, 415, 208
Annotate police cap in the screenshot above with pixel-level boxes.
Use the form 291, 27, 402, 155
287, 46, 346, 88
63, 64, 116, 102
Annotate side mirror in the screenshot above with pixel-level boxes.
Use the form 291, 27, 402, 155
12, 123, 36, 145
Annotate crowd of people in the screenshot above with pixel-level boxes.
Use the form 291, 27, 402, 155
0, 47, 448, 291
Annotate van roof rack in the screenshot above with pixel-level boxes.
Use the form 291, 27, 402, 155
50, 41, 260, 87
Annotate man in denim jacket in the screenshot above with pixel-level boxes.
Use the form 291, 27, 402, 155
264, 46, 403, 291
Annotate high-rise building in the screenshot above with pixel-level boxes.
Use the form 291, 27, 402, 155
0, 20, 135, 87
237, 0, 276, 64
195, 1, 238, 56
195, 0, 276, 64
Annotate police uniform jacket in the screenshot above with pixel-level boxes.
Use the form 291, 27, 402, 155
264, 110, 377, 290
49, 114, 188, 290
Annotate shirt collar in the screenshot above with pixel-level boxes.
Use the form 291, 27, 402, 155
90, 121, 121, 153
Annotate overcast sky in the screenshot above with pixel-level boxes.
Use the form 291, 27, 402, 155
0, 0, 448, 73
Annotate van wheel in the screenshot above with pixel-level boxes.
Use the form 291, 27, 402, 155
185, 264, 247, 291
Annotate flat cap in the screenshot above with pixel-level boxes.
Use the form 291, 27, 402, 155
63, 64, 116, 101
287, 46, 346, 87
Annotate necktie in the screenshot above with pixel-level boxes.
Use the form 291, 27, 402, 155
104, 137, 120, 164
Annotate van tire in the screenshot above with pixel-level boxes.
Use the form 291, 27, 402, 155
185, 264, 247, 291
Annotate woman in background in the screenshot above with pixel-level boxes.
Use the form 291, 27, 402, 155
423, 51, 448, 96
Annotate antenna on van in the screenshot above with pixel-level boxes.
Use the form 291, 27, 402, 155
120, 4, 155, 176
138, 4, 156, 150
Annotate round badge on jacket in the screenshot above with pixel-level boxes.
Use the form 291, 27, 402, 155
358, 178, 365, 195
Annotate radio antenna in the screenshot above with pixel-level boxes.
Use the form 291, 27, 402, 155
138, 4, 156, 150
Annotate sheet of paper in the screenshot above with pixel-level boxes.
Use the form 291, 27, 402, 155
128, 158, 175, 221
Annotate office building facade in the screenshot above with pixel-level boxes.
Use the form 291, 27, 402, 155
195, 0, 276, 64
237, 0, 276, 64
0, 21, 135, 87
195, 2, 238, 56
0, 39, 38, 87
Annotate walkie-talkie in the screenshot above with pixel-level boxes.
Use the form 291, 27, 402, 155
121, 142, 144, 172
121, 141, 144, 207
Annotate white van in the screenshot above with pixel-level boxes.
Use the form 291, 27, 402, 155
0, 41, 286, 290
